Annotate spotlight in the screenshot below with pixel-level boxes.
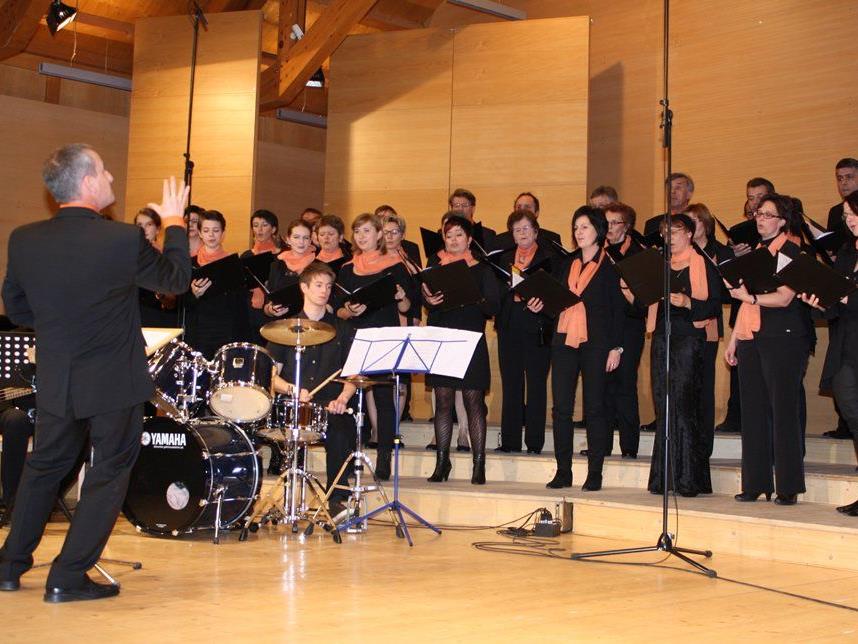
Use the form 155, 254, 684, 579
46, 0, 77, 35
306, 68, 324, 88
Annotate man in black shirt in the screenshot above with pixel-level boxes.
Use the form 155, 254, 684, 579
642, 173, 695, 236
494, 192, 562, 249
826, 158, 858, 237
449, 188, 498, 252
267, 262, 357, 515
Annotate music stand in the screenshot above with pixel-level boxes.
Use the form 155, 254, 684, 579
338, 326, 481, 545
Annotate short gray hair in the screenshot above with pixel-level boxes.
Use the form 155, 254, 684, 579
42, 143, 97, 202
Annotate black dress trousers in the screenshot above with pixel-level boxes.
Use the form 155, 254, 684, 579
498, 326, 550, 452
737, 336, 809, 496
604, 320, 645, 456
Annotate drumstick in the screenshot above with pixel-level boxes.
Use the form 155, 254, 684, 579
308, 369, 342, 397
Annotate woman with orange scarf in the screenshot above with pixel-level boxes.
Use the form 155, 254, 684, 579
725, 194, 812, 505
495, 209, 557, 455
641, 214, 721, 497
185, 210, 249, 359
423, 215, 500, 485
335, 213, 414, 480
264, 219, 316, 318
241, 209, 281, 344
529, 206, 625, 491
136, 207, 179, 328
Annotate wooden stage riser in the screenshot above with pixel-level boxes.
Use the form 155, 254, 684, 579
305, 451, 858, 507
394, 488, 858, 573
401, 423, 858, 467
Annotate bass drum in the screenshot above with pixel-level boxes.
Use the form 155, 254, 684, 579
124, 416, 260, 536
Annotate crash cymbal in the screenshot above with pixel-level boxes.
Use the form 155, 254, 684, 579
260, 318, 336, 346
334, 375, 389, 389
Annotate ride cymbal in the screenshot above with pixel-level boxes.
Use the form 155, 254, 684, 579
260, 318, 335, 346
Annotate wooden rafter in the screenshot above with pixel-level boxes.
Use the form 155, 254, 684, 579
277, 0, 306, 58
0, 0, 45, 62
260, 0, 377, 111
204, 0, 268, 12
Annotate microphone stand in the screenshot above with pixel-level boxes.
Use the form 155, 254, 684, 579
183, 0, 208, 203
571, 0, 716, 577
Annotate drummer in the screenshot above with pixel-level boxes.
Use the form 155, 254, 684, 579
267, 261, 356, 517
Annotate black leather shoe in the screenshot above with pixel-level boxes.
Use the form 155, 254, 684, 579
493, 446, 521, 453
621, 452, 637, 459
734, 491, 771, 502
0, 578, 20, 592
375, 450, 391, 481
572, 419, 586, 429
546, 471, 572, 489
582, 474, 602, 491
44, 575, 119, 603
427, 450, 452, 483
715, 421, 740, 433
456, 444, 470, 453
526, 448, 542, 455
329, 498, 348, 519
822, 428, 852, 439
836, 499, 858, 514
773, 494, 797, 506
471, 455, 486, 485
640, 421, 656, 432
425, 442, 436, 451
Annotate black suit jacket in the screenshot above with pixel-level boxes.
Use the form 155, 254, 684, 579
2, 207, 191, 418
827, 202, 847, 237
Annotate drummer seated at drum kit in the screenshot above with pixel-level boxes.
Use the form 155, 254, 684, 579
266, 261, 357, 517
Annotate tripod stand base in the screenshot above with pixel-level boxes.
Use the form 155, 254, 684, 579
571, 531, 716, 577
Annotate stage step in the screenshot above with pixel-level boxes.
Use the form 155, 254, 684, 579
396, 421, 858, 466
304, 445, 858, 506
368, 477, 858, 573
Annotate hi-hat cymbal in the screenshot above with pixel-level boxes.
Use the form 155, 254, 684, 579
260, 318, 336, 346
334, 375, 389, 389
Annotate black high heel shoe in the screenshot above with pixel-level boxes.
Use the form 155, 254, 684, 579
546, 471, 572, 489
375, 449, 391, 481
773, 494, 797, 506
471, 455, 486, 485
427, 450, 452, 483
734, 491, 772, 502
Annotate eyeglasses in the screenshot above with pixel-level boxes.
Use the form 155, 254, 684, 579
607, 220, 626, 227
383, 229, 402, 236
753, 211, 782, 220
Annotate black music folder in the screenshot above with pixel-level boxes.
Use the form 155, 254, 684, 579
775, 253, 856, 308
630, 228, 664, 249
337, 272, 398, 312
420, 227, 444, 261
727, 219, 761, 247
717, 247, 778, 293
419, 259, 482, 311
192, 254, 245, 298
512, 269, 579, 318
613, 247, 688, 307
803, 217, 845, 254
242, 252, 275, 289
548, 237, 573, 257
322, 254, 350, 275
266, 279, 303, 313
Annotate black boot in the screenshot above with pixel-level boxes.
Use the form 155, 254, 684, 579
375, 449, 391, 481
427, 450, 452, 482
471, 455, 486, 485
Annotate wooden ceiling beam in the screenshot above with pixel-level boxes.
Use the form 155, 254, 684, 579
25, 26, 133, 76
260, 0, 377, 112
0, 0, 45, 62
277, 0, 306, 58
204, 0, 268, 12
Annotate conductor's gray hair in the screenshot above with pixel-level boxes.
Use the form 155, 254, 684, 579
42, 143, 97, 203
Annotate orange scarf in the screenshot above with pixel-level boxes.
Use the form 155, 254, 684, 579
252, 239, 278, 255
733, 233, 789, 340
437, 249, 478, 267
317, 247, 344, 263
617, 235, 632, 256
196, 245, 229, 266
513, 243, 538, 271
557, 250, 605, 348
277, 248, 316, 274
348, 249, 402, 276
646, 246, 713, 336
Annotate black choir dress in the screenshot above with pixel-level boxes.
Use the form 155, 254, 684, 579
647, 261, 721, 496
424, 259, 500, 391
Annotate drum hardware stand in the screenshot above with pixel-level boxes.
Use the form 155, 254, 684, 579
321, 382, 397, 534
570, 0, 715, 578
239, 326, 340, 543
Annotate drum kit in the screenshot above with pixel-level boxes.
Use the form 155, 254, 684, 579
123, 319, 391, 545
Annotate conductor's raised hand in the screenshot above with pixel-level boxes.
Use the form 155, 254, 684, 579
147, 177, 190, 223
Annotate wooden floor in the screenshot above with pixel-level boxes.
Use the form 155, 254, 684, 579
2, 515, 858, 642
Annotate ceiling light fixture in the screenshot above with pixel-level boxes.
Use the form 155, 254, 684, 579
46, 0, 78, 35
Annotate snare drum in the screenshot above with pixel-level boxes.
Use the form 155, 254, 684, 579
147, 340, 210, 420
123, 416, 260, 536
259, 396, 328, 444
209, 343, 275, 423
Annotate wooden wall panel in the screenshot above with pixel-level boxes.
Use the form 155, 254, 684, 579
125, 12, 261, 253
0, 95, 128, 286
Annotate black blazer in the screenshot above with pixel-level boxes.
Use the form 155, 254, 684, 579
2, 207, 191, 417
827, 202, 847, 238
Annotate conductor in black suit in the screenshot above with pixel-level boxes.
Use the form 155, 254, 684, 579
0, 144, 191, 602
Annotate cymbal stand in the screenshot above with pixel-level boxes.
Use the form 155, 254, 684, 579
317, 385, 397, 533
